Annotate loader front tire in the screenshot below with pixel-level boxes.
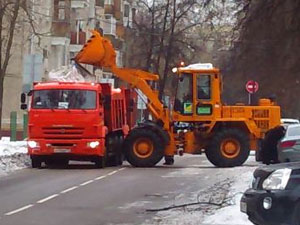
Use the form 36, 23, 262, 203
205, 128, 250, 167
124, 128, 164, 167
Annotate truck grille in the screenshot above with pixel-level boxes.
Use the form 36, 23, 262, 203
42, 127, 84, 139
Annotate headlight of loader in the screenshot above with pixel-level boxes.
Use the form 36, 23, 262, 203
87, 141, 100, 149
28, 141, 39, 148
262, 168, 292, 190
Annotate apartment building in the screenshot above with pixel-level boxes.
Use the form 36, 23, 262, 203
1, 0, 136, 130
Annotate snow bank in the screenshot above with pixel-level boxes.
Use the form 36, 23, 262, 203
0, 139, 27, 156
143, 155, 257, 225
202, 170, 255, 225
0, 140, 30, 176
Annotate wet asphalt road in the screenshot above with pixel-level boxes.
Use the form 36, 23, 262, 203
0, 154, 257, 225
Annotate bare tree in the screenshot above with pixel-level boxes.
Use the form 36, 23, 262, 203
128, 0, 226, 98
0, 0, 48, 128
0, 0, 22, 128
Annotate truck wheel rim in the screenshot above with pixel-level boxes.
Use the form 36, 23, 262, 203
133, 138, 154, 158
220, 138, 240, 158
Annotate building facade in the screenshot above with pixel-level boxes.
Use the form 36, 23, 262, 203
1, 0, 136, 131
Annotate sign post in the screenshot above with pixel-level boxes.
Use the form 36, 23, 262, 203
245, 80, 259, 105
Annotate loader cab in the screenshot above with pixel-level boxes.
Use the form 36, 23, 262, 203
173, 63, 222, 122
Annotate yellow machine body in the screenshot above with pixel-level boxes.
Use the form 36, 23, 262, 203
75, 30, 281, 167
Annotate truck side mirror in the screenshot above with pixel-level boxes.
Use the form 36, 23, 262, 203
21, 104, 27, 110
21, 93, 26, 103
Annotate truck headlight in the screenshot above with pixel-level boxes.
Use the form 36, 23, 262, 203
28, 141, 39, 148
88, 141, 100, 148
262, 168, 292, 190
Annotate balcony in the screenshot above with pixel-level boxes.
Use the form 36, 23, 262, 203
71, 0, 89, 8
51, 21, 71, 37
69, 31, 86, 52
103, 15, 116, 36
70, 31, 86, 45
116, 51, 123, 67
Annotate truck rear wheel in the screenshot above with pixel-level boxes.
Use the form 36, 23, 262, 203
124, 128, 164, 167
106, 135, 123, 167
206, 128, 250, 167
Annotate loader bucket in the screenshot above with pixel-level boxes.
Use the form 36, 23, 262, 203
75, 30, 116, 68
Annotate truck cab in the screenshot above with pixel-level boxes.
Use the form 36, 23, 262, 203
23, 82, 133, 168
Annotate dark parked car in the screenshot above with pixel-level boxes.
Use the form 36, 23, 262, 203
241, 163, 300, 225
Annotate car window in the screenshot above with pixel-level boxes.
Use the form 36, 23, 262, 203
287, 126, 300, 136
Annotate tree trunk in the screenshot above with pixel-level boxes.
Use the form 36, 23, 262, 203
0, 0, 21, 130
145, 0, 155, 71
159, 0, 176, 100
155, 0, 170, 75
0, 74, 4, 130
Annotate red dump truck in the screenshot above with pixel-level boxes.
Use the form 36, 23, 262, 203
21, 82, 136, 168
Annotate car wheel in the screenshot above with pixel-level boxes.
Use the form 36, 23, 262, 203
292, 202, 300, 225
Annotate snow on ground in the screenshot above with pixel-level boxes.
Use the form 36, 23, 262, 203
0, 139, 30, 176
202, 170, 254, 225
143, 154, 258, 225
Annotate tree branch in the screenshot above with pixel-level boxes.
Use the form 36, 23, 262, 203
1, 0, 21, 79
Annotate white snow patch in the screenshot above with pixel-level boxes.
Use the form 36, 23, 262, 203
143, 156, 257, 225
202, 171, 255, 225
0, 139, 28, 156
0, 140, 30, 176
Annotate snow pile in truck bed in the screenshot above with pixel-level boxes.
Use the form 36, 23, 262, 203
48, 65, 95, 82
0, 140, 30, 176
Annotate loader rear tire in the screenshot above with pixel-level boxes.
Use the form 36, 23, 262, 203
205, 128, 250, 167
124, 128, 164, 167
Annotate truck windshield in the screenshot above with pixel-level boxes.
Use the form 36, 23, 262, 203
32, 90, 96, 109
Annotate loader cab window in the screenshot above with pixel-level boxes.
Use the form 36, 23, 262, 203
197, 74, 211, 100
174, 73, 193, 115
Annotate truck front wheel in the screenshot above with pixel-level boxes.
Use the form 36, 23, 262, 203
205, 128, 250, 167
31, 156, 42, 168
124, 128, 164, 167
95, 156, 105, 168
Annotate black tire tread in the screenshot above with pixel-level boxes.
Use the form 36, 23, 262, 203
205, 128, 250, 167
124, 128, 164, 167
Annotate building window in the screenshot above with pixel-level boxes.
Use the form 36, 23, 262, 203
58, 0, 65, 20
96, 0, 105, 7
124, 4, 129, 17
105, 0, 113, 5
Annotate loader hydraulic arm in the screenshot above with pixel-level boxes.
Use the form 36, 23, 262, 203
75, 31, 170, 130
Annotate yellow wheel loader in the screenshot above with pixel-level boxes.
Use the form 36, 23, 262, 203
75, 31, 281, 167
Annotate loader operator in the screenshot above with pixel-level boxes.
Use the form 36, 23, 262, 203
261, 125, 286, 164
